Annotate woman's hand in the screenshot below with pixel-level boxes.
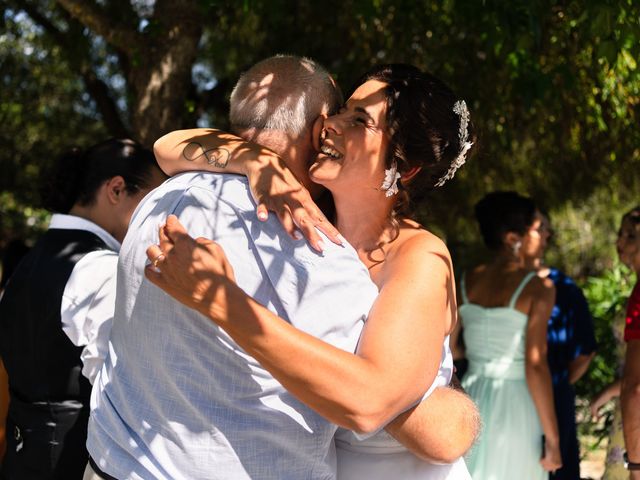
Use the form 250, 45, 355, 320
145, 215, 241, 322
540, 437, 562, 473
244, 153, 342, 252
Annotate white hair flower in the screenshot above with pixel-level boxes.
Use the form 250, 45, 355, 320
381, 163, 401, 197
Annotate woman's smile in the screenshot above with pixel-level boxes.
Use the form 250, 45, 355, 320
309, 79, 389, 189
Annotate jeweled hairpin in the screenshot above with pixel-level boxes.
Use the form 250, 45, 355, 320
434, 100, 473, 187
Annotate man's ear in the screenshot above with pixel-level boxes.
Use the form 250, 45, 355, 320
401, 166, 421, 185
104, 176, 127, 205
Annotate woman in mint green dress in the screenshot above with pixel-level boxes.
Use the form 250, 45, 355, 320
452, 191, 562, 478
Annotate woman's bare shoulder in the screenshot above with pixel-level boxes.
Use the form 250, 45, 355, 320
395, 220, 451, 259
527, 272, 556, 297
382, 223, 453, 283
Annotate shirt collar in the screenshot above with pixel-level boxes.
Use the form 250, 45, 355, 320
49, 213, 121, 252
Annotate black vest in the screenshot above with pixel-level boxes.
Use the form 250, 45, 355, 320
0, 228, 109, 479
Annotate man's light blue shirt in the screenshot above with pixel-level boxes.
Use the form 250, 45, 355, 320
87, 172, 379, 480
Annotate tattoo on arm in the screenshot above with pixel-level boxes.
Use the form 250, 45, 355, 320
183, 142, 231, 169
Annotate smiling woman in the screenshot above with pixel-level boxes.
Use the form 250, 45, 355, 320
150, 61, 478, 480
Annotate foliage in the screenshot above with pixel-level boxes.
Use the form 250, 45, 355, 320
1, 0, 639, 275
575, 265, 635, 448
0, 11, 107, 205
0, 192, 49, 248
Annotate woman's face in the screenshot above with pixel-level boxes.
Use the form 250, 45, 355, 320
617, 217, 640, 271
520, 211, 551, 261
309, 79, 390, 193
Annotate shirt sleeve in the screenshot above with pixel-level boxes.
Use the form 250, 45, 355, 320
624, 282, 640, 342
60, 250, 118, 384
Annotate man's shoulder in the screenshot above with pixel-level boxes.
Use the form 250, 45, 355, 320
157, 172, 250, 200
132, 172, 253, 225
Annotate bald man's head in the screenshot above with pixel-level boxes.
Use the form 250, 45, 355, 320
230, 55, 342, 139
229, 55, 342, 196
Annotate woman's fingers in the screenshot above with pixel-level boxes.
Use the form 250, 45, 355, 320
291, 213, 324, 252
315, 220, 343, 247
290, 204, 342, 248
146, 243, 166, 269
256, 204, 269, 222
276, 208, 300, 241
164, 215, 190, 241
144, 262, 165, 287
246, 162, 343, 250
196, 237, 237, 283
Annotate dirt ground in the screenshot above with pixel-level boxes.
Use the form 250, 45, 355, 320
580, 437, 607, 480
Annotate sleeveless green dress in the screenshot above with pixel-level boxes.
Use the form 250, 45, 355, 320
459, 271, 547, 480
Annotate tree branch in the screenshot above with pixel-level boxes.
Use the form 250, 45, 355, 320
16, 0, 68, 46
15, 0, 130, 137
55, 0, 141, 54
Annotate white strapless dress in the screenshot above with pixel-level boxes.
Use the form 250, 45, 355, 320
335, 337, 472, 480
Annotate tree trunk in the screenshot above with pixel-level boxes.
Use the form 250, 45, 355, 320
56, 0, 203, 146
128, 0, 202, 146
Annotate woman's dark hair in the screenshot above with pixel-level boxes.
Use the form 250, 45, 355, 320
474, 191, 536, 250
350, 64, 475, 216
41, 138, 160, 214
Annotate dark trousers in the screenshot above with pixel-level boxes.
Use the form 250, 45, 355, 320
0, 396, 89, 480
549, 380, 581, 480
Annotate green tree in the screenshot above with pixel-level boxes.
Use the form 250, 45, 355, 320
1, 0, 639, 274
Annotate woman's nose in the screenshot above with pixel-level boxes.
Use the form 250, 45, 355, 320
323, 114, 343, 135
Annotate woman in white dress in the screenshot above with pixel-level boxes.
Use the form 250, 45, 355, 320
148, 63, 475, 479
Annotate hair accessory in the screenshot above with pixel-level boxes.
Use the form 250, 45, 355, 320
434, 100, 473, 187
381, 162, 402, 197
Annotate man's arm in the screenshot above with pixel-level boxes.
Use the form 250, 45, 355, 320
567, 281, 597, 384
568, 352, 595, 384
622, 340, 640, 478
384, 385, 480, 463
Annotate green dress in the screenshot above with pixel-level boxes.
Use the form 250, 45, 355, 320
460, 272, 547, 480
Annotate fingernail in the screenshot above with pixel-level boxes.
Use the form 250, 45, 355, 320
293, 230, 303, 240
336, 234, 346, 245
257, 211, 268, 221
316, 240, 325, 252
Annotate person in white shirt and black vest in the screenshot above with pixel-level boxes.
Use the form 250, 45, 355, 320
0, 138, 164, 479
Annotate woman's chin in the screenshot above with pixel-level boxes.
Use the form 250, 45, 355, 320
308, 159, 341, 185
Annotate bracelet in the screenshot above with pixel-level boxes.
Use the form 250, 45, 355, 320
625, 452, 640, 471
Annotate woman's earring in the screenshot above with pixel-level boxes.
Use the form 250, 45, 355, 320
381, 162, 401, 197
512, 241, 522, 256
